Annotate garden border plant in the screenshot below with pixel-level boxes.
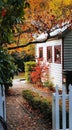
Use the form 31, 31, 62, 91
22, 89, 52, 126
25, 61, 36, 82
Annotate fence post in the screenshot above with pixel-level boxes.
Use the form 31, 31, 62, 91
69, 84, 72, 130
3, 85, 6, 121
52, 86, 60, 130
62, 86, 66, 130
52, 93, 55, 130
0, 84, 6, 121
0, 85, 3, 117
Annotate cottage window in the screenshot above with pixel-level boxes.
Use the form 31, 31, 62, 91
47, 46, 52, 63
54, 45, 61, 64
39, 47, 43, 60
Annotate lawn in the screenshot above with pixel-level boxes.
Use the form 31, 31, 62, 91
14, 72, 25, 79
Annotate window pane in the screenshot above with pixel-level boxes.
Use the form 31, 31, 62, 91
39, 47, 43, 60
47, 46, 52, 63
54, 45, 61, 64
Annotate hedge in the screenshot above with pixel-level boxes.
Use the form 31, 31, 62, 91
24, 61, 36, 82
22, 90, 52, 123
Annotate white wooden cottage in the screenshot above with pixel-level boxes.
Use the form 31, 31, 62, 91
35, 25, 72, 90
0, 84, 6, 121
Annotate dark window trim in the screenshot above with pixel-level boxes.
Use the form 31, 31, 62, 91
54, 45, 61, 64
47, 46, 52, 63
39, 47, 43, 60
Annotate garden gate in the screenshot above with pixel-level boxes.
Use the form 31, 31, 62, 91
52, 85, 72, 130
0, 84, 6, 121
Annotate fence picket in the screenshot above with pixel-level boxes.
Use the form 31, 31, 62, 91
55, 86, 60, 130
62, 86, 66, 130
52, 84, 72, 130
0, 84, 6, 121
52, 93, 55, 130
69, 85, 72, 130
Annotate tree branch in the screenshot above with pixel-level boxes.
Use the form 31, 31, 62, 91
7, 21, 72, 50
7, 33, 59, 50
8, 34, 49, 50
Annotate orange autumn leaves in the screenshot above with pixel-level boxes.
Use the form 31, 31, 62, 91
8, 0, 72, 53
30, 60, 49, 86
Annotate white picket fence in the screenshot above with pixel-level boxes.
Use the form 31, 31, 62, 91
52, 84, 72, 130
0, 84, 6, 121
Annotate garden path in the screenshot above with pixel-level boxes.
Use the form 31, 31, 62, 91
6, 78, 52, 130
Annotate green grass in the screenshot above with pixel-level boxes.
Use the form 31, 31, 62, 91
14, 72, 25, 79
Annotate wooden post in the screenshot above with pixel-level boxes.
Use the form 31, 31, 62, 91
52, 93, 55, 130
55, 86, 60, 130
62, 86, 66, 130
69, 84, 72, 130
0, 85, 6, 121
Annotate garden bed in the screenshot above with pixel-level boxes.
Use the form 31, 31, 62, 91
22, 89, 52, 129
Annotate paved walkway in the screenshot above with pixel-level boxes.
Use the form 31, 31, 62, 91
6, 79, 52, 130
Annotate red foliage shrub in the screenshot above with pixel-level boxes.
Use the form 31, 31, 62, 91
30, 59, 49, 87
1, 9, 7, 17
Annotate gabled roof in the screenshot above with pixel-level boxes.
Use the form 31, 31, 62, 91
36, 22, 71, 41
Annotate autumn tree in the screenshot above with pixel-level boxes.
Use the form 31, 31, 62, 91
0, 0, 71, 50
5, 0, 72, 50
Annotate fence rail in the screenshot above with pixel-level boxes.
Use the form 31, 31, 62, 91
52, 84, 72, 130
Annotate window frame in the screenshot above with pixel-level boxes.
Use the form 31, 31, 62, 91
39, 47, 43, 60
47, 46, 52, 63
54, 45, 61, 64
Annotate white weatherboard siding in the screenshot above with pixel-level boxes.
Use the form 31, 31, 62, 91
36, 39, 62, 88
49, 39, 62, 88
50, 63, 62, 88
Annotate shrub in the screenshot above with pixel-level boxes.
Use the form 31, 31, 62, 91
25, 61, 36, 82
30, 59, 49, 87
22, 89, 52, 123
0, 48, 17, 93
44, 81, 55, 91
